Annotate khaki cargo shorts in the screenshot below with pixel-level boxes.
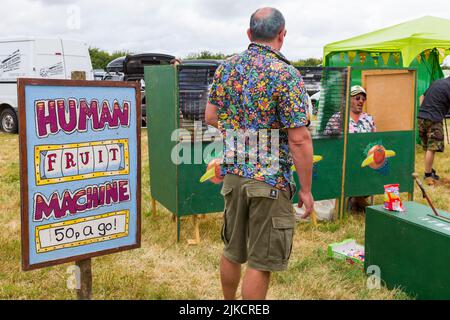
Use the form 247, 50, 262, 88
418, 118, 444, 152
220, 174, 296, 272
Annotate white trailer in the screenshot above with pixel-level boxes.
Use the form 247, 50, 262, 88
0, 38, 94, 133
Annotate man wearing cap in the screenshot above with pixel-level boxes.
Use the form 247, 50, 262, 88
418, 76, 450, 185
324, 85, 376, 211
324, 85, 376, 135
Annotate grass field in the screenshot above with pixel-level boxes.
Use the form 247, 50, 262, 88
0, 130, 448, 300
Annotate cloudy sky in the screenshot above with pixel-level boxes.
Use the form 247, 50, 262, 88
2, 0, 450, 63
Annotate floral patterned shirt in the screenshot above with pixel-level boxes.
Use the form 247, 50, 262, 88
208, 43, 309, 191
324, 112, 376, 135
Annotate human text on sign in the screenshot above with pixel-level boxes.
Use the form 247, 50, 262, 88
35, 98, 130, 138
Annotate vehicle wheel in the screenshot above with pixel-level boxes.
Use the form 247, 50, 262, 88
0, 108, 18, 133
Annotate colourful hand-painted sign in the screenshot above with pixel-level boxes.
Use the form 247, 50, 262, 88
361, 142, 396, 174
18, 79, 141, 270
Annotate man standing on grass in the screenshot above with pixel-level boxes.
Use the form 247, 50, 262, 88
205, 7, 314, 300
418, 76, 450, 185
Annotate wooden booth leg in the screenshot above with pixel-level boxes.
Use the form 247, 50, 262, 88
407, 192, 413, 201
187, 215, 201, 245
333, 198, 340, 221
344, 197, 350, 219
176, 215, 181, 243
310, 210, 318, 228
151, 199, 157, 215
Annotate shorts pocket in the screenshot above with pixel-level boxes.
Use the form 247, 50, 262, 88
220, 186, 233, 197
220, 186, 233, 245
269, 216, 295, 261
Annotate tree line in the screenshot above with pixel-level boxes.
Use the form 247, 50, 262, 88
89, 48, 129, 70
89, 48, 323, 70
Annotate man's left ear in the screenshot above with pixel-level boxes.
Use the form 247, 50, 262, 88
277, 29, 286, 43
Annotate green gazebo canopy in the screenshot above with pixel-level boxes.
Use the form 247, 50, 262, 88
324, 16, 450, 67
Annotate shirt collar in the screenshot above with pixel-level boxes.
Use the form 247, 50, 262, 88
350, 113, 369, 123
248, 42, 291, 65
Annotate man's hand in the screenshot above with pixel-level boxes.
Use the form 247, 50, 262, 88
298, 190, 314, 219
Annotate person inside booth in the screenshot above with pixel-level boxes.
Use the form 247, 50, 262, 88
324, 85, 376, 212
324, 85, 376, 135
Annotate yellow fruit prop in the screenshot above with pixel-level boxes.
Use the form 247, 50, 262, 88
199, 159, 224, 184
290, 155, 323, 171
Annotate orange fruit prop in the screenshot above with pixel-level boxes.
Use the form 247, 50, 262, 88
368, 145, 386, 169
361, 145, 396, 169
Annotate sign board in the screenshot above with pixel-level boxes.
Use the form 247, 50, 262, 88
18, 79, 141, 270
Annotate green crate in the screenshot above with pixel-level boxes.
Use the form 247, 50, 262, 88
365, 201, 450, 299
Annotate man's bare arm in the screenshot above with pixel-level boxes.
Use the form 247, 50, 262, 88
288, 126, 314, 218
205, 102, 219, 128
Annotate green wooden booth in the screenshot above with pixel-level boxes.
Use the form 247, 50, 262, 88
342, 67, 417, 205
323, 16, 450, 142
144, 64, 417, 239
293, 67, 417, 218
145, 63, 224, 240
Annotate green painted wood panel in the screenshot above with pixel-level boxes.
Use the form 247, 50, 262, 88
177, 142, 224, 216
344, 131, 415, 197
177, 137, 345, 215
293, 136, 344, 202
365, 202, 450, 299
144, 65, 178, 214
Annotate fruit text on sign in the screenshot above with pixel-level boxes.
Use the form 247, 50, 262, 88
34, 139, 129, 185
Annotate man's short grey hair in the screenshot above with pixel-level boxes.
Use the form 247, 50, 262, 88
249, 8, 285, 41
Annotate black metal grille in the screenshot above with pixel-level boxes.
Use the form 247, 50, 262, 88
297, 67, 349, 138
178, 66, 217, 135
176, 65, 349, 139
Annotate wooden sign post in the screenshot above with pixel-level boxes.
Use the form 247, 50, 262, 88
72, 71, 91, 300
18, 77, 141, 299
76, 258, 92, 300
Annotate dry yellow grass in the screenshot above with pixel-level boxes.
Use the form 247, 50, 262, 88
0, 130, 448, 300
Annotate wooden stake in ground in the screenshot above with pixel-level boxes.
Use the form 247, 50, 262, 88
187, 215, 201, 245
152, 199, 157, 215
71, 71, 92, 300
412, 172, 448, 220
76, 259, 92, 300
